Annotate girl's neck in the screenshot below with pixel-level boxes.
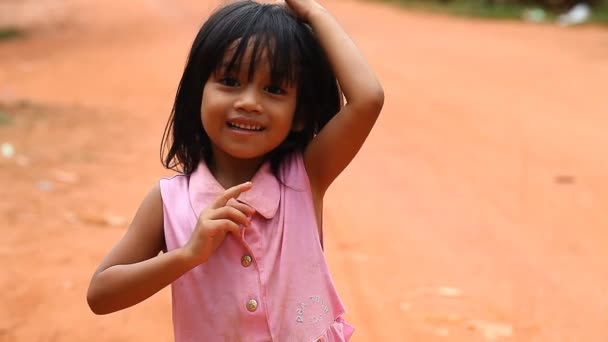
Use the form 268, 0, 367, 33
208, 153, 265, 189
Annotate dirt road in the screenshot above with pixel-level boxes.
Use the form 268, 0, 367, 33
1, 0, 607, 340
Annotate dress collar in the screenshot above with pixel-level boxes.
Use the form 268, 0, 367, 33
188, 160, 280, 219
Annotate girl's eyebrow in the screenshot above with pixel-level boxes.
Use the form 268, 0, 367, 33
217, 62, 232, 70
218, 59, 246, 72
214, 63, 237, 75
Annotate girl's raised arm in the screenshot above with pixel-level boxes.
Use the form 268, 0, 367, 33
286, 0, 384, 194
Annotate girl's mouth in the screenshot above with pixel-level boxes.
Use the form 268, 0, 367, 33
227, 121, 265, 132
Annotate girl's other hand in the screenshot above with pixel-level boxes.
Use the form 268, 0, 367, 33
182, 182, 254, 265
280, 0, 324, 22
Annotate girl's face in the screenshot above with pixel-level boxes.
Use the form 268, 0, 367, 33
201, 43, 298, 162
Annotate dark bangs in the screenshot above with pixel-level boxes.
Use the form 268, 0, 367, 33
162, 0, 341, 175
218, 8, 300, 88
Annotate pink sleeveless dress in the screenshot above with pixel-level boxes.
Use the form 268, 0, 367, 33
159, 153, 354, 341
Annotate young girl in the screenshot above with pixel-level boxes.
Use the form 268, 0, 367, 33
87, 0, 383, 340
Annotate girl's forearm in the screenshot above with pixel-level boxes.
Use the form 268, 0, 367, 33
87, 247, 196, 314
307, 7, 384, 110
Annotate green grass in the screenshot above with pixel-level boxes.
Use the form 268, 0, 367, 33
0, 27, 24, 41
382, 0, 525, 19
590, 3, 608, 23
376, 0, 608, 24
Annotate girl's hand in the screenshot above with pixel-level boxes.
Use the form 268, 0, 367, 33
182, 182, 255, 265
281, 0, 324, 22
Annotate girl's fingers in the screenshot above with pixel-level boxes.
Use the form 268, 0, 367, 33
210, 182, 252, 209
210, 206, 250, 227
210, 219, 241, 235
226, 198, 255, 217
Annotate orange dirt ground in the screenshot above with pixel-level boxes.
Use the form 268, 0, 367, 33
1, 0, 607, 341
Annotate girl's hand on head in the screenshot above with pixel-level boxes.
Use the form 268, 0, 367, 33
279, 0, 324, 22
182, 182, 255, 265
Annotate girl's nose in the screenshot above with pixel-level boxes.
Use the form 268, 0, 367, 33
234, 87, 262, 113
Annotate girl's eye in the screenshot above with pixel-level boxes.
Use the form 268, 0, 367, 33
219, 76, 240, 87
264, 85, 286, 95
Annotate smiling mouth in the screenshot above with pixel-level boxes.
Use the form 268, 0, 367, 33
227, 121, 265, 132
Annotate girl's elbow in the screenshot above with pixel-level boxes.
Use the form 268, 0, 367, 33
363, 86, 385, 114
87, 293, 103, 315
370, 86, 385, 112
87, 287, 107, 315
87, 281, 115, 315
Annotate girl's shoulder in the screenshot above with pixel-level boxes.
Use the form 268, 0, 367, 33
158, 173, 191, 207
159, 172, 189, 189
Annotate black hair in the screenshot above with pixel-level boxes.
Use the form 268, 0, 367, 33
161, 0, 341, 175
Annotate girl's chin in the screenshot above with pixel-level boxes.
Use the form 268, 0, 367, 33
210, 141, 280, 161
220, 148, 272, 161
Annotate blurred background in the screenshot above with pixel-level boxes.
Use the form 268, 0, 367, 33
1, 0, 607, 341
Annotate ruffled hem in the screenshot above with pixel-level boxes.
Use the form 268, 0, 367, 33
313, 317, 354, 342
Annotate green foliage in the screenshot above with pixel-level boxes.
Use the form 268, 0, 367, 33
0, 27, 23, 41
383, 0, 525, 19
590, 1, 608, 21
378, 0, 608, 23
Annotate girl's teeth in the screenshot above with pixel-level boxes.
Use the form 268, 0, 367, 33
230, 122, 262, 131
